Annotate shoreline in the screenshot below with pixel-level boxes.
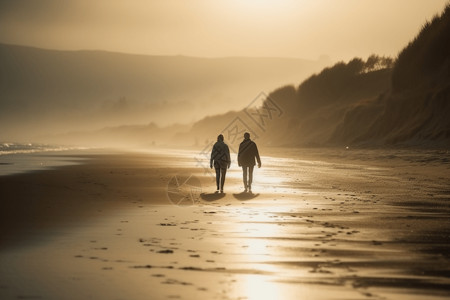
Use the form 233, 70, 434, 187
1, 148, 449, 299
0, 150, 193, 246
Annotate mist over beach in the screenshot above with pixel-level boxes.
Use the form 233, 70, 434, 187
1, 1, 450, 299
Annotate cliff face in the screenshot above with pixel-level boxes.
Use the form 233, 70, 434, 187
258, 58, 393, 147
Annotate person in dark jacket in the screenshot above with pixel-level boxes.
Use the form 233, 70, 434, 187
210, 134, 231, 193
238, 132, 261, 193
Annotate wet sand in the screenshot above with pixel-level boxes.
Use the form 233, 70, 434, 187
0, 148, 449, 299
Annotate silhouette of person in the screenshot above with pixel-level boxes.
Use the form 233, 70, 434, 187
238, 132, 261, 193
210, 134, 231, 193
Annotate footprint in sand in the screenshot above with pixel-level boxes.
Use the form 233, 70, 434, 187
158, 249, 174, 254
162, 279, 192, 286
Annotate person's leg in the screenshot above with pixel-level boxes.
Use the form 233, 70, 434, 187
248, 165, 254, 192
215, 167, 220, 191
242, 166, 248, 191
220, 168, 227, 192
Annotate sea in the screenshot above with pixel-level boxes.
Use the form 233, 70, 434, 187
0, 142, 88, 176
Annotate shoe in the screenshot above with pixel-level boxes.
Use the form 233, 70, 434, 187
248, 186, 252, 193
220, 190, 223, 193
244, 188, 248, 193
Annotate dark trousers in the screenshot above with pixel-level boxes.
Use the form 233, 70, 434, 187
215, 167, 227, 190
242, 165, 254, 189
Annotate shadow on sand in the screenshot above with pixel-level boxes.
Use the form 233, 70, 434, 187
232, 192, 259, 201
200, 192, 226, 202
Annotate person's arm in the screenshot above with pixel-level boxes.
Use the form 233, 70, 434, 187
237, 143, 242, 167
254, 143, 261, 168
210, 145, 215, 169
226, 145, 231, 169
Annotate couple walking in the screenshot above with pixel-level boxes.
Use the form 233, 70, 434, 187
210, 132, 261, 193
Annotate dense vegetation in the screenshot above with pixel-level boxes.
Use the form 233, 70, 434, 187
392, 4, 450, 92
297, 55, 393, 110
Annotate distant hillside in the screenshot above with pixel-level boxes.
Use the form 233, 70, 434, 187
0, 43, 329, 141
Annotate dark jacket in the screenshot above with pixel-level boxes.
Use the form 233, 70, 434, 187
210, 141, 231, 169
238, 139, 261, 167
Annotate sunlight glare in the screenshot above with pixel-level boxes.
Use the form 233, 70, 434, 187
241, 275, 283, 300
229, 0, 299, 14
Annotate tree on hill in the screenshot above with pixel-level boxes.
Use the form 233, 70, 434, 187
296, 56, 393, 110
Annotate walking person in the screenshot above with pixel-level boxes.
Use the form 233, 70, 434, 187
238, 132, 261, 193
210, 134, 231, 193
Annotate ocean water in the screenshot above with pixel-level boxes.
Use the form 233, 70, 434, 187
0, 142, 78, 155
0, 143, 88, 176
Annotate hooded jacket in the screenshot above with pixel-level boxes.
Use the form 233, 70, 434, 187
238, 139, 261, 167
210, 141, 231, 169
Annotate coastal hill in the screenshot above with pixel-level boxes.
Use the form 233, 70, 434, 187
0, 43, 329, 140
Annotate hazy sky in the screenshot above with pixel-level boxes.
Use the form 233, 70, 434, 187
0, 0, 448, 61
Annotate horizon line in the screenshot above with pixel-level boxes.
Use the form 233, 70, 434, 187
0, 41, 335, 62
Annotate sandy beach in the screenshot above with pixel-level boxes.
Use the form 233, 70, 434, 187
1, 148, 449, 300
